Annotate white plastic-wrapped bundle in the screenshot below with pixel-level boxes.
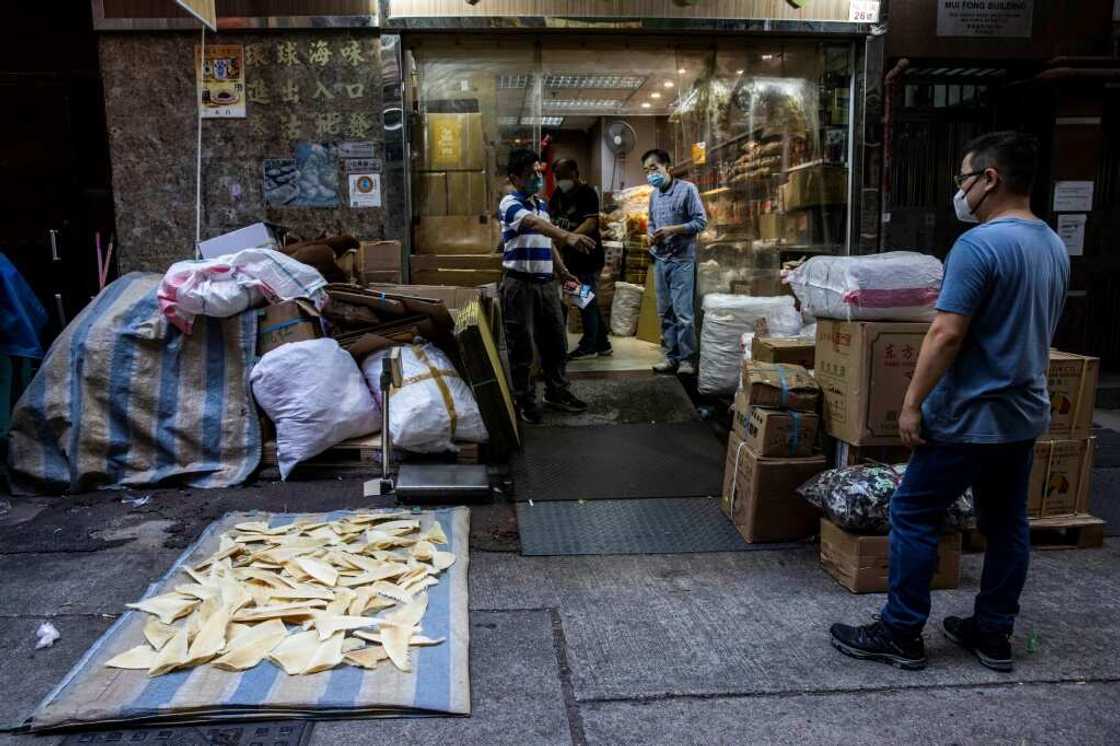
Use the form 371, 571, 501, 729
784, 251, 942, 322
698, 294, 798, 396
610, 282, 645, 336
361, 342, 488, 453
250, 338, 380, 480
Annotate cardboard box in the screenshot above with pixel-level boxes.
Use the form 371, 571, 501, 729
364, 283, 483, 312
1045, 351, 1099, 440
831, 440, 911, 469
820, 519, 961, 594
257, 300, 321, 356
447, 171, 488, 215
636, 269, 660, 344
740, 362, 820, 413
410, 254, 501, 271
413, 268, 502, 287
416, 172, 449, 216
781, 163, 848, 209
732, 395, 819, 457
359, 240, 402, 273
815, 319, 929, 446
752, 337, 816, 369
362, 269, 403, 285
720, 431, 825, 543
757, 213, 782, 241
414, 215, 500, 255
424, 113, 486, 171
1028, 437, 1095, 518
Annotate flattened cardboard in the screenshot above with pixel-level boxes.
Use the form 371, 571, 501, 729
1045, 351, 1099, 440
454, 300, 519, 457
359, 240, 402, 273
740, 362, 820, 413
752, 337, 816, 369
815, 320, 929, 446
720, 431, 825, 543
257, 300, 321, 356
732, 393, 818, 458
819, 519, 961, 594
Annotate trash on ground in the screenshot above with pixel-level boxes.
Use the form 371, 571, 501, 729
35, 622, 60, 649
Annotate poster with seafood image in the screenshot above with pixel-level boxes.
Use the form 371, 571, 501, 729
196, 44, 245, 118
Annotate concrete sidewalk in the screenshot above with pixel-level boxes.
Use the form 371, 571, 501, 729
1, 481, 1118, 745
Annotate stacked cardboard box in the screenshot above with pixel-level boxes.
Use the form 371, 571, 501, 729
257, 300, 321, 357
721, 362, 827, 543
752, 337, 816, 370
820, 518, 961, 594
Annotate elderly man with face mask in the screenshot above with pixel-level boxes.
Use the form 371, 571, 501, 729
548, 158, 611, 359
831, 132, 1069, 674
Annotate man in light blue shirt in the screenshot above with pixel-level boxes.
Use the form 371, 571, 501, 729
642, 148, 708, 376
832, 132, 1069, 673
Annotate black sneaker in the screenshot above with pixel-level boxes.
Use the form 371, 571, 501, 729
567, 348, 595, 361
830, 620, 928, 670
596, 347, 614, 357
942, 616, 1013, 672
544, 389, 589, 413
518, 400, 544, 425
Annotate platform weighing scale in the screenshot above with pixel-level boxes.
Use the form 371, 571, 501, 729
364, 347, 492, 504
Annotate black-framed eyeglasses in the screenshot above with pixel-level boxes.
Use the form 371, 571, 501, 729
953, 170, 984, 189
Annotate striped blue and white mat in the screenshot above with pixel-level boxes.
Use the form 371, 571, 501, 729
28, 508, 471, 731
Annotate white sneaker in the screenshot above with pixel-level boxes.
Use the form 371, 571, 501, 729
677, 361, 696, 376
652, 359, 678, 374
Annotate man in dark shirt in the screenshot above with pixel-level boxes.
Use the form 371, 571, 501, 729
548, 158, 612, 359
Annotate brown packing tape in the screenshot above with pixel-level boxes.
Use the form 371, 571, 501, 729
410, 345, 460, 440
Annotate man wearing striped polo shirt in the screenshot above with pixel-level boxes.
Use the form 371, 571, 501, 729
499, 148, 594, 424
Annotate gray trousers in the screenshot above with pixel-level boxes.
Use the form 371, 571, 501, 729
500, 275, 570, 404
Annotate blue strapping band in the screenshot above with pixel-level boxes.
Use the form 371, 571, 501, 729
777, 366, 789, 408
789, 411, 801, 456
258, 318, 304, 335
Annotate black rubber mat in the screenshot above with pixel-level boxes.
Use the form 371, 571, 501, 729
1090, 467, 1120, 537
1091, 426, 1120, 468
517, 497, 804, 556
537, 375, 701, 428
60, 720, 313, 744
513, 422, 724, 502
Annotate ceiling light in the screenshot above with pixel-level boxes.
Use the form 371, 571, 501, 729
663, 80, 675, 88
547, 99, 626, 110
543, 74, 645, 89
520, 116, 564, 127
640, 102, 651, 109
650, 92, 662, 99
678, 68, 687, 74
761, 54, 774, 61
736, 69, 744, 75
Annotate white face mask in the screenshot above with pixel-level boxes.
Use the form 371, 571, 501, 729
556, 179, 575, 193
953, 188, 980, 224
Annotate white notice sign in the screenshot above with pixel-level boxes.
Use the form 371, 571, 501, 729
349, 173, 381, 208
1057, 214, 1087, 257
1053, 181, 1094, 212
848, 1, 881, 22
937, 1, 1033, 38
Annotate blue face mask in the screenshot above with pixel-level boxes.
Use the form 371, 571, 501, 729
647, 170, 667, 189
525, 174, 544, 194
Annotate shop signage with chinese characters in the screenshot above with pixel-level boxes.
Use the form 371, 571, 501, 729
936, 0, 1034, 38
387, 0, 865, 23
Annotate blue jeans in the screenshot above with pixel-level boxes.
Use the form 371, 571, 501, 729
881, 440, 1035, 638
654, 258, 696, 363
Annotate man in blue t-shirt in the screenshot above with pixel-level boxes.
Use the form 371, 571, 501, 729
831, 132, 1070, 673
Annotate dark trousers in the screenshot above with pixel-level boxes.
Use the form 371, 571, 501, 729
500, 275, 569, 405
881, 440, 1035, 638
573, 270, 611, 354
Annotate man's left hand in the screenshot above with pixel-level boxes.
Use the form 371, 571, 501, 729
651, 226, 678, 244
899, 404, 927, 448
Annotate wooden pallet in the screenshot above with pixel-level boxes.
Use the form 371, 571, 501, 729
261, 434, 481, 469
963, 513, 1106, 552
